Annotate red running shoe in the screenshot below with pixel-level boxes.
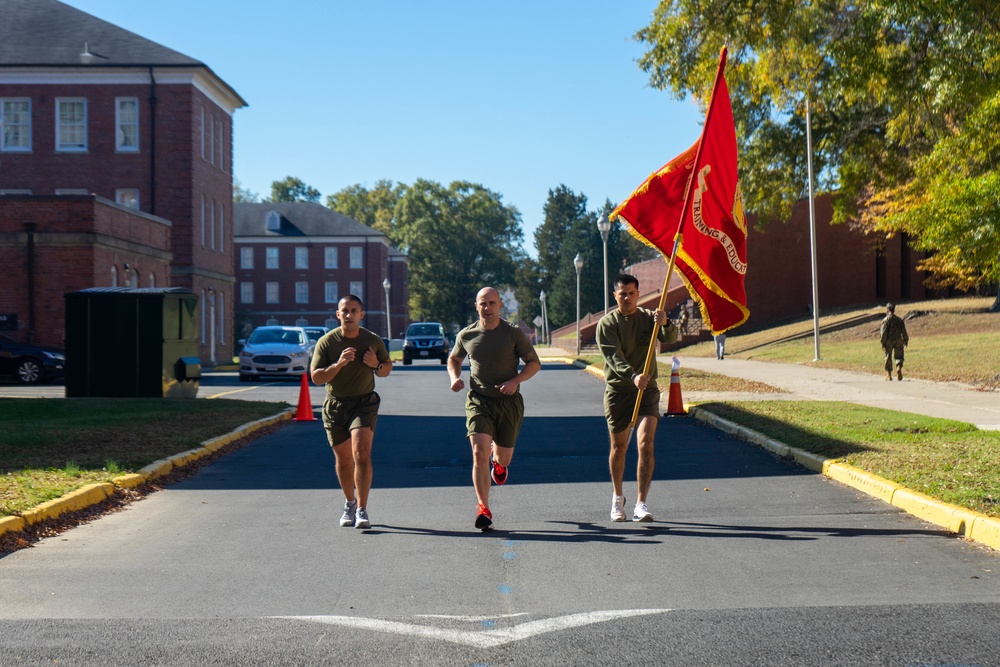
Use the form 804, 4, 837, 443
490, 445, 508, 485
475, 503, 493, 531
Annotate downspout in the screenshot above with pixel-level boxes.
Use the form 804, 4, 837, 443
24, 221, 36, 344
148, 67, 157, 215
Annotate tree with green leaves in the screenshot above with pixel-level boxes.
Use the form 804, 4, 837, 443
233, 178, 260, 203
636, 1, 1000, 307
269, 176, 321, 203
326, 180, 407, 244
395, 179, 526, 328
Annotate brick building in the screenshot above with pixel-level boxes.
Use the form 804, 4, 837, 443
0, 0, 245, 364
233, 202, 410, 340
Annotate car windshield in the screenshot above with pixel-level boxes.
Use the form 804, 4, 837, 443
305, 330, 325, 342
407, 324, 442, 337
248, 329, 304, 345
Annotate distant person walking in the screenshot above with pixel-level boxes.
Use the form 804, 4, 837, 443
448, 286, 541, 531
880, 302, 909, 381
596, 274, 678, 522
311, 294, 392, 530
714, 333, 727, 360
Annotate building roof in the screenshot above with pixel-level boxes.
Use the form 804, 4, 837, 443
0, 0, 202, 67
0, 0, 247, 109
234, 202, 393, 241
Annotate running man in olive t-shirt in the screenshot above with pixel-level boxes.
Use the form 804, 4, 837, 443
311, 294, 392, 530
448, 286, 541, 531
596, 274, 678, 523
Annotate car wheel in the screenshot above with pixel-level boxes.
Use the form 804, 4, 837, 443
239, 373, 257, 382
17, 358, 44, 384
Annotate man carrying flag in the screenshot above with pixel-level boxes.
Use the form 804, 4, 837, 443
596, 273, 678, 522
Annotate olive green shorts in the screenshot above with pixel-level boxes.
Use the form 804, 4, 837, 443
322, 391, 380, 446
604, 386, 660, 434
465, 391, 524, 449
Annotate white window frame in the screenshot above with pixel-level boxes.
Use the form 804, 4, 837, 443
217, 119, 224, 171
149, 273, 156, 288
265, 210, 281, 231
200, 107, 205, 159
55, 188, 88, 195
110, 265, 118, 287
209, 112, 215, 165
324, 281, 338, 304
219, 292, 225, 342
56, 98, 87, 152
295, 247, 308, 269
240, 247, 253, 269
115, 189, 139, 209
295, 282, 309, 304
0, 189, 32, 195
240, 282, 254, 304
1, 98, 31, 152
265, 282, 279, 304
324, 247, 338, 269
219, 203, 225, 254
265, 247, 279, 269
200, 290, 207, 343
115, 97, 139, 152
349, 246, 363, 269
349, 281, 363, 297
210, 199, 216, 250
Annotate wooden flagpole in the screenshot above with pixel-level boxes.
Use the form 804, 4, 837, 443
624, 46, 730, 443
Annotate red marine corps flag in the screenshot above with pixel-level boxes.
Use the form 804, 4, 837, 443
610, 47, 749, 335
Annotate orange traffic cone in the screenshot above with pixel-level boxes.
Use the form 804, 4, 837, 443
293, 372, 316, 421
666, 358, 686, 415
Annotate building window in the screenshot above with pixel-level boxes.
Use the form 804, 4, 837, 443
210, 199, 216, 250
324, 317, 338, 329
55, 188, 88, 195
149, 273, 156, 288
217, 120, 223, 171
324, 247, 338, 269
201, 195, 206, 247
219, 292, 225, 342
110, 266, 117, 287
240, 247, 253, 269
265, 282, 279, 303
201, 290, 206, 343
350, 246, 363, 269
200, 107, 205, 159
265, 317, 279, 326
324, 281, 338, 304
1, 99, 31, 152
349, 281, 363, 297
56, 98, 87, 151
115, 98, 139, 152
0, 189, 32, 195
240, 282, 254, 303
115, 189, 139, 209
295, 317, 308, 327
209, 113, 215, 165
295, 282, 309, 304
219, 204, 225, 254
265, 210, 281, 231
295, 247, 308, 269
265, 247, 279, 269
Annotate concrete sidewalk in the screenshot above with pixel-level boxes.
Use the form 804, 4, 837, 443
538, 344, 1000, 430
673, 355, 1000, 430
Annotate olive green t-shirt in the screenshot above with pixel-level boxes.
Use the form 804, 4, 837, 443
596, 308, 678, 393
311, 327, 389, 398
451, 319, 535, 398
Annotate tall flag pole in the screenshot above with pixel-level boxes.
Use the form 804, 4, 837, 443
610, 46, 748, 434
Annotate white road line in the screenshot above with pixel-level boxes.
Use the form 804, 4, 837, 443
274, 609, 671, 648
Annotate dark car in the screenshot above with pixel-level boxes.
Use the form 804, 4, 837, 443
402, 322, 449, 365
0, 332, 66, 384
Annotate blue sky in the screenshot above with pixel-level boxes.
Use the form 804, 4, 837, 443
65, 1, 704, 256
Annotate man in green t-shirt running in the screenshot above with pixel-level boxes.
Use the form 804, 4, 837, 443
448, 286, 541, 531
311, 294, 392, 530
596, 274, 678, 523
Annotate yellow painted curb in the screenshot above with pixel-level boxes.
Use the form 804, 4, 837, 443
691, 406, 1000, 552
139, 459, 174, 481
0, 515, 26, 538
20, 483, 114, 525
111, 473, 147, 489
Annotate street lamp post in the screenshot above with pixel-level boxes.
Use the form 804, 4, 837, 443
539, 290, 548, 346
597, 215, 611, 314
382, 277, 392, 341
574, 253, 584, 356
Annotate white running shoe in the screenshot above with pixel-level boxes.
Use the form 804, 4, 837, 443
355, 506, 371, 529
610, 495, 627, 522
340, 498, 357, 527
633, 502, 653, 522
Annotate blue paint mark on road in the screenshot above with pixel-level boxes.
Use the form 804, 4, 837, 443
498, 585, 512, 594
502, 552, 516, 559
481, 619, 497, 628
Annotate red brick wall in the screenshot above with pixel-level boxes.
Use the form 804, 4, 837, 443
0, 196, 172, 348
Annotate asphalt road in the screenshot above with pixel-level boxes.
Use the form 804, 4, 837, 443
1, 360, 999, 666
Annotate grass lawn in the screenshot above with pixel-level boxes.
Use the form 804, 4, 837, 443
0, 398, 284, 516
697, 400, 1000, 519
